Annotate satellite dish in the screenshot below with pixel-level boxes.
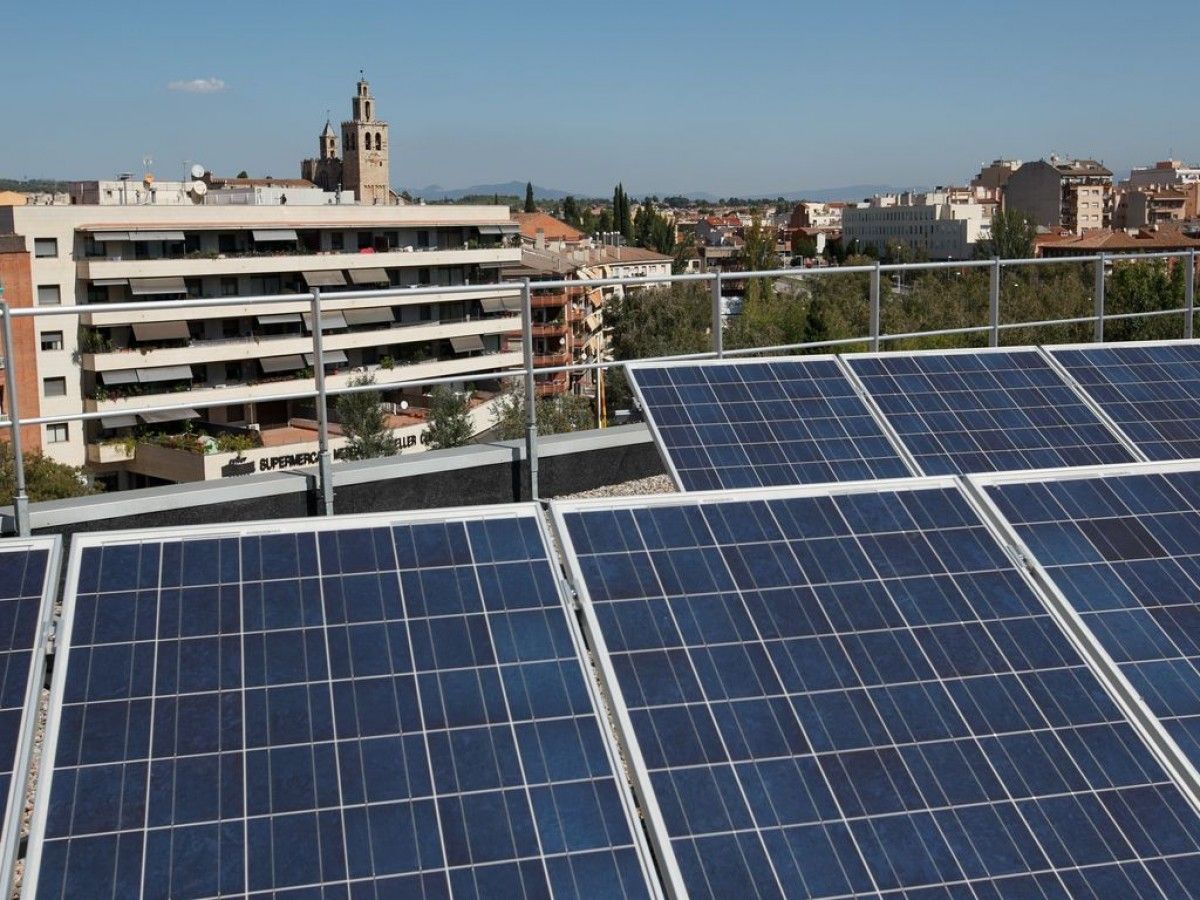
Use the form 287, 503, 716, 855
399, 400, 409, 411
190, 163, 206, 180
190, 180, 208, 196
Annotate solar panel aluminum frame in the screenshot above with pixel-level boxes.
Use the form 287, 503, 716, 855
964, 458, 1200, 820
550, 473, 980, 900
623, 354, 922, 492
24, 507, 665, 900
843, 343, 1146, 473
0, 536, 61, 899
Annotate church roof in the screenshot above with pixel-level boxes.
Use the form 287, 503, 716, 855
321, 120, 335, 137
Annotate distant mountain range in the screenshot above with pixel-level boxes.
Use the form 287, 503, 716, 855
402, 181, 913, 203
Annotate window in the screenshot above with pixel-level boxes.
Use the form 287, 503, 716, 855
43, 377, 67, 398
47, 423, 68, 444
220, 277, 238, 297
40, 331, 63, 351
330, 232, 344, 251
37, 285, 61, 306
225, 362, 243, 382
34, 238, 58, 258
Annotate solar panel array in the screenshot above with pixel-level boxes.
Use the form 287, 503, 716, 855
628, 359, 913, 491
0, 538, 58, 896
557, 485, 1200, 899
845, 350, 1137, 475
27, 511, 658, 899
1050, 343, 1200, 461
985, 467, 1200, 770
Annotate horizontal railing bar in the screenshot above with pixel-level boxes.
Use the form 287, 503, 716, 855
996, 315, 1098, 329
879, 324, 994, 341
1103, 307, 1187, 321
723, 336, 870, 356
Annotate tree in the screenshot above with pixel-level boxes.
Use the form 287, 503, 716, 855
741, 217, 777, 304
336, 375, 400, 460
562, 196, 580, 229
236, 170, 249, 179
424, 386, 473, 450
981, 209, 1037, 259
0, 446, 99, 507
492, 382, 594, 440
523, 182, 536, 213
1106, 258, 1185, 342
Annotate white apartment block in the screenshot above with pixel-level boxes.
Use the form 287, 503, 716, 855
841, 191, 993, 260
0, 202, 521, 489
1126, 160, 1200, 190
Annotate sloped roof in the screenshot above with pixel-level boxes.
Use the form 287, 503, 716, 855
513, 212, 584, 243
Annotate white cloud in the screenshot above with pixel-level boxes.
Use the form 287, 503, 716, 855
167, 77, 227, 94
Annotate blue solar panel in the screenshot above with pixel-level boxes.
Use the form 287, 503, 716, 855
846, 349, 1137, 475
0, 538, 58, 896
557, 485, 1200, 898
1050, 343, 1200, 460
628, 359, 913, 491
27, 511, 659, 899
985, 467, 1200, 773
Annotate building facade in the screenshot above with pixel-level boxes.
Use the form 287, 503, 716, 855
1003, 157, 1113, 233
301, 77, 393, 205
0, 202, 521, 488
842, 191, 993, 260
971, 159, 1022, 191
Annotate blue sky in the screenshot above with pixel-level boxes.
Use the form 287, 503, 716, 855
7, 0, 1197, 197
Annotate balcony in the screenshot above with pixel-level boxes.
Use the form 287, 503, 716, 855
83, 350, 524, 413
78, 246, 520, 281
533, 350, 570, 367
80, 316, 522, 371
530, 291, 570, 309
530, 322, 569, 339
80, 285, 520, 327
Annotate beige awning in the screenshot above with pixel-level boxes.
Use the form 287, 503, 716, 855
344, 307, 395, 326
139, 408, 200, 424
252, 229, 298, 242
137, 365, 193, 383
257, 313, 302, 326
128, 230, 185, 242
92, 232, 128, 243
304, 350, 349, 366
259, 354, 305, 373
347, 267, 390, 285
301, 311, 348, 331
129, 277, 187, 296
449, 335, 485, 353
100, 414, 138, 429
302, 270, 348, 288
92, 278, 128, 287
132, 321, 191, 341
480, 296, 522, 314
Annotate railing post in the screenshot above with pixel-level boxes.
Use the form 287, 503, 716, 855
309, 288, 335, 516
0, 302, 30, 536
869, 261, 881, 352
710, 272, 723, 357
1093, 253, 1106, 342
1186, 249, 1196, 340
520, 279, 539, 501
989, 257, 1001, 347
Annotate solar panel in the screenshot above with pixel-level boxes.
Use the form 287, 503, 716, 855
846, 348, 1138, 475
1049, 341, 1200, 461
26, 510, 660, 899
0, 537, 59, 897
627, 358, 914, 491
982, 464, 1200, 774
554, 483, 1200, 898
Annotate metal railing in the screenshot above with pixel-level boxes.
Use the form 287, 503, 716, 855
1, 248, 1197, 535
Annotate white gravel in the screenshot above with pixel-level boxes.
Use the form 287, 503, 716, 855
557, 474, 676, 500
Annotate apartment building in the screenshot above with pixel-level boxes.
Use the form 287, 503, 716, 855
0, 201, 521, 488
1125, 159, 1200, 190
504, 215, 670, 398
971, 159, 1022, 191
841, 190, 993, 260
1004, 157, 1113, 233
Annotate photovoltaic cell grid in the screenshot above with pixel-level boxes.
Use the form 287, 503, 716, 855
846, 350, 1137, 475
559, 487, 1200, 899
986, 468, 1200, 773
0, 540, 56, 892
28, 513, 657, 899
1051, 343, 1200, 461
628, 360, 913, 491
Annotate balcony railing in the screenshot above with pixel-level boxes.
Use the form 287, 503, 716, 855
1, 248, 1198, 535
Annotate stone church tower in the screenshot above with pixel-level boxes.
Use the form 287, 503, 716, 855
300, 76, 393, 204
341, 77, 390, 205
